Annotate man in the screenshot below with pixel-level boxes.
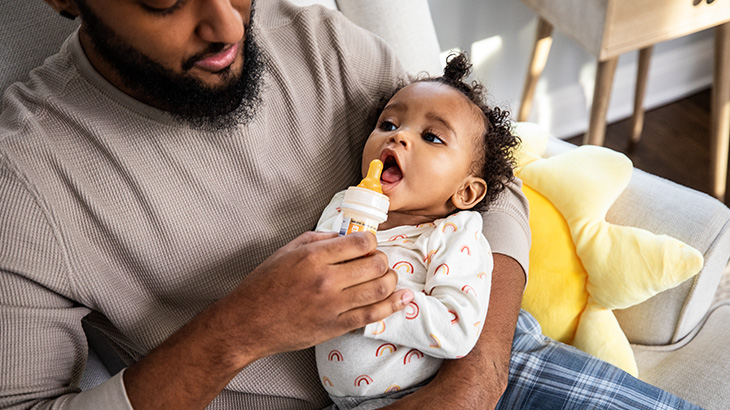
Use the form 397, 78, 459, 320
1, 0, 525, 408
0, 0, 701, 409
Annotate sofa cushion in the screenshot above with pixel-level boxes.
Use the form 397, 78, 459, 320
335, 0, 442, 76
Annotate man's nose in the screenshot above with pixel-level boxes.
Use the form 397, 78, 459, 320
196, 0, 245, 45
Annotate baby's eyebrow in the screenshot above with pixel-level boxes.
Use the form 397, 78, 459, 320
382, 101, 406, 113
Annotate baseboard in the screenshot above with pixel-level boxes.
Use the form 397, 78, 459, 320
533, 34, 714, 140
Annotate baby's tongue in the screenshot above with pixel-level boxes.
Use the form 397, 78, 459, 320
381, 165, 403, 183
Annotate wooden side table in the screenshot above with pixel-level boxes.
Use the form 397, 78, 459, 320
518, 0, 730, 200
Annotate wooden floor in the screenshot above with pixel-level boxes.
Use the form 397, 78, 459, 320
566, 88, 725, 204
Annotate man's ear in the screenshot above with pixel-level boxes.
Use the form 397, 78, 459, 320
452, 176, 487, 210
43, 0, 80, 19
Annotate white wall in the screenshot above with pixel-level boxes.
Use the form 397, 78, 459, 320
427, 0, 714, 139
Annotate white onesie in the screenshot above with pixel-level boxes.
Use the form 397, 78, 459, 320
315, 191, 493, 398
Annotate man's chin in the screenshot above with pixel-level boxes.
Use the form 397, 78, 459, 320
134, 47, 259, 129
184, 72, 239, 95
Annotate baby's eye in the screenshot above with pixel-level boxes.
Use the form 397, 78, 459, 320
380, 121, 397, 131
423, 133, 444, 144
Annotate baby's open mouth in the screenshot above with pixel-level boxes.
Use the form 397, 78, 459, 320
381, 155, 403, 183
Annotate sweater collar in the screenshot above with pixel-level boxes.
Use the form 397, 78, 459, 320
66, 29, 182, 126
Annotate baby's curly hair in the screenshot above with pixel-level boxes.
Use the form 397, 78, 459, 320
373, 53, 519, 212
424, 53, 519, 212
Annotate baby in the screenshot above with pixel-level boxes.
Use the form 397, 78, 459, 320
315, 53, 520, 410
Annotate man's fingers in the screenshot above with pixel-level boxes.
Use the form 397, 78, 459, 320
334, 249, 390, 286
287, 232, 386, 289
338, 289, 414, 331
340, 268, 398, 309
287, 231, 338, 248
305, 231, 377, 264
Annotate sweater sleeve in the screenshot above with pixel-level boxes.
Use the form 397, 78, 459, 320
65, 371, 133, 410
481, 176, 531, 284
0, 161, 132, 410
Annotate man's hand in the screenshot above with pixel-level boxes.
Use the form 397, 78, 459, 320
224, 231, 415, 359
124, 231, 413, 410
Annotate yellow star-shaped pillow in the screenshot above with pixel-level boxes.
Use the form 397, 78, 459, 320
514, 133, 703, 377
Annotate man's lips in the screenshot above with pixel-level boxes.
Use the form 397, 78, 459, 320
194, 42, 239, 72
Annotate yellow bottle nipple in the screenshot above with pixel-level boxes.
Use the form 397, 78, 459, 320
357, 159, 384, 194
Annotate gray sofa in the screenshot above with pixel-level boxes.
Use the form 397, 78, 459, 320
3, 1, 730, 409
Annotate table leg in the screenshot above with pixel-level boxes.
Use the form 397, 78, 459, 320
583, 57, 619, 146
711, 22, 730, 202
631, 46, 653, 144
518, 17, 554, 122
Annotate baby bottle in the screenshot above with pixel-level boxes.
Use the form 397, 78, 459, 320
339, 160, 390, 236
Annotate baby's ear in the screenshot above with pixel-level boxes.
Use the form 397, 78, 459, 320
452, 176, 487, 210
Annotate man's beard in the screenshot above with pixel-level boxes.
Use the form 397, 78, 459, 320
76, 1, 264, 130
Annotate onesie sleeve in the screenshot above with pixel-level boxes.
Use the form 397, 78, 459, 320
363, 212, 492, 358
314, 190, 346, 233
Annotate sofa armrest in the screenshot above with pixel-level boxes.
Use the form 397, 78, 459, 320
546, 137, 730, 345
632, 301, 730, 409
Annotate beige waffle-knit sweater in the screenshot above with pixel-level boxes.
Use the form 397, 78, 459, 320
0, 1, 530, 409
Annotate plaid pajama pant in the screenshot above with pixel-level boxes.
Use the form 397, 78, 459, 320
326, 309, 704, 410
496, 310, 704, 409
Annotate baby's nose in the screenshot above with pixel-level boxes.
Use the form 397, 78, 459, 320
389, 131, 410, 147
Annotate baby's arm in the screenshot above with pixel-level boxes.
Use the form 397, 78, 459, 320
363, 212, 492, 359
314, 191, 346, 232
